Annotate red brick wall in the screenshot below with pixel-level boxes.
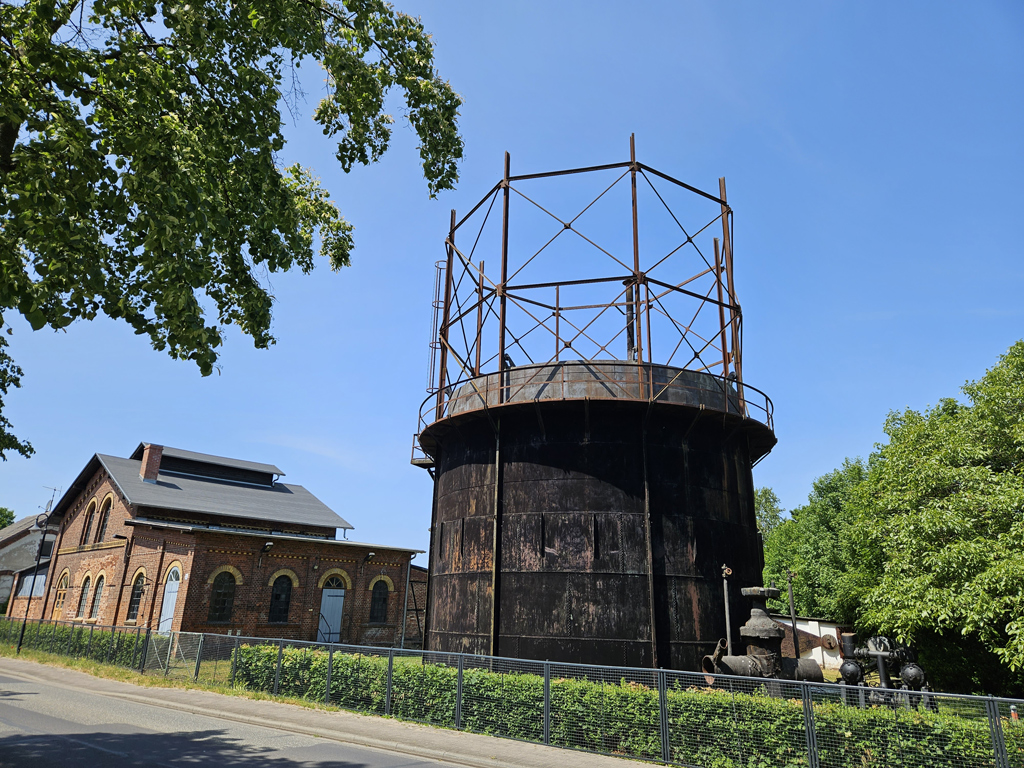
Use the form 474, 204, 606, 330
119, 531, 196, 630
181, 531, 413, 645
404, 566, 429, 648
9, 463, 418, 648
11, 467, 136, 624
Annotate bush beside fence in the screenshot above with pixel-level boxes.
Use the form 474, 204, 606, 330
0, 616, 146, 669
2, 616, 1022, 768
231, 643, 1024, 767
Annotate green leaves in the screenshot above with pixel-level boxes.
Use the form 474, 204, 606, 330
763, 341, 1024, 692
754, 486, 784, 539
0, 0, 464, 457
229, 641, 1024, 765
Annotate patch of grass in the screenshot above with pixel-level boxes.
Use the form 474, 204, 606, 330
0, 641, 345, 714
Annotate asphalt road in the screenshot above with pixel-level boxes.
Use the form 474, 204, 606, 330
0, 672, 455, 768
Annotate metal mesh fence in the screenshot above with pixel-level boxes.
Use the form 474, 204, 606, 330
2, 616, 1023, 768
390, 649, 458, 728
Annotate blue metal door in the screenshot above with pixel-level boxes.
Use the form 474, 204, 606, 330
318, 589, 345, 642
158, 567, 180, 633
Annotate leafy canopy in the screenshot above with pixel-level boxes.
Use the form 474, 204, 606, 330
0, 506, 14, 528
753, 486, 784, 539
762, 341, 1024, 692
855, 341, 1024, 674
761, 461, 869, 620
0, 0, 463, 458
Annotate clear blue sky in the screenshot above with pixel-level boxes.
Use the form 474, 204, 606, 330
3, 2, 1022, 553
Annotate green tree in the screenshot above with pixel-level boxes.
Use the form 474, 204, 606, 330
761, 460, 868, 619
852, 341, 1024, 685
0, 506, 14, 528
763, 341, 1024, 694
0, 0, 463, 459
753, 486, 784, 539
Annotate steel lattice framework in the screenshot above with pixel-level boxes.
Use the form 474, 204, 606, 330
416, 136, 772, 453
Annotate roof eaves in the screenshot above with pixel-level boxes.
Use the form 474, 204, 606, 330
95, 454, 134, 506
51, 454, 105, 520
127, 518, 424, 554
132, 498, 352, 530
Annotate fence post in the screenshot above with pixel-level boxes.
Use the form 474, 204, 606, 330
49, 621, 58, 654
193, 633, 206, 681
658, 670, 670, 764
385, 648, 395, 716
543, 662, 551, 745
229, 637, 240, 688
800, 683, 821, 768
273, 640, 284, 696
164, 631, 175, 676
65, 623, 74, 656
324, 646, 334, 705
139, 628, 151, 673
986, 697, 1011, 768
106, 628, 115, 665
455, 655, 464, 730
131, 628, 140, 669
86, 624, 94, 658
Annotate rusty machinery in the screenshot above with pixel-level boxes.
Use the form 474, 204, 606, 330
702, 585, 824, 683
701, 584, 936, 709
412, 136, 777, 670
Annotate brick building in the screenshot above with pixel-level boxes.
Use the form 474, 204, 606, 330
0, 515, 58, 614
7, 443, 423, 646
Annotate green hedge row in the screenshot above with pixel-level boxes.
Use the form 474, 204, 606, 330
0, 617, 146, 668
233, 644, 1024, 767
3, 618, 1020, 768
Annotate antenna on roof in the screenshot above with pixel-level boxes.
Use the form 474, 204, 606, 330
40, 486, 60, 514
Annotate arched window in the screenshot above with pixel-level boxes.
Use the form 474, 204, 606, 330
323, 575, 346, 589
269, 575, 292, 624
369, 580, 389, 623
126, 574, 145, 622
89, 576, 105, 619
76, 576, 91, 617
208, 571, 236, 623
80, 504, 96, 545
51, 572, 69, 619
94, 499, 112, 543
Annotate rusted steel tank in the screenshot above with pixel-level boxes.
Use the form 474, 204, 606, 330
414, 145, 777, 671
419, 360, 775, 670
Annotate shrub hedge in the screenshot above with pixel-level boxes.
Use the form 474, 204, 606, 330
3, 619, 1021, 767
231, 644, 1024, 767
0, 617, 146, 668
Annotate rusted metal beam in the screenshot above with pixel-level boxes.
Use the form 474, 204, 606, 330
507, 160, 632, 183
640, 163, 728, 206
475, 261, 484, 376
719, 178, 740, 383
630, 134, 644, 369
714, 237, 730, 379
498, 153, 510, 404
436, 209, 456, 421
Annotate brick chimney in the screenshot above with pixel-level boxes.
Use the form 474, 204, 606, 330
139, 443, 163, 484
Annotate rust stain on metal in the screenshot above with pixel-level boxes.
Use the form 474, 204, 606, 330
414, 138, 776, 671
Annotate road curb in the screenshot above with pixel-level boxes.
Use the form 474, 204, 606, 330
0, 659, 635, 768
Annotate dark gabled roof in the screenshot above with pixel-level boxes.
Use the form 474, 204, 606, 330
97, 454, 351, 530
129, 443, 285, 477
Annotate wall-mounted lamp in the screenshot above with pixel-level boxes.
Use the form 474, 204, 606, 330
261, 541, 274, 553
